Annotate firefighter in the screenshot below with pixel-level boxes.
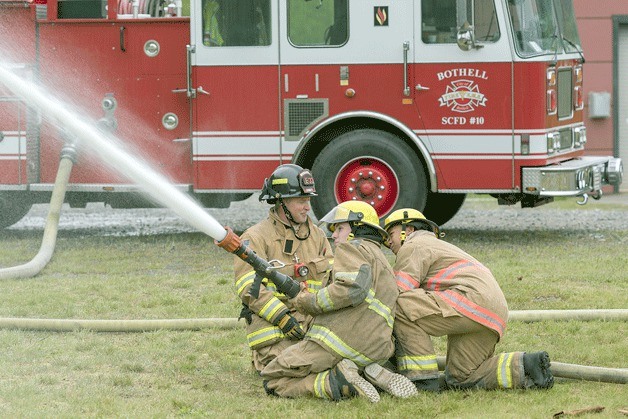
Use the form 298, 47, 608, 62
260, 201, 417, 402
234, 164, 333, 373
382, 208, 554, 391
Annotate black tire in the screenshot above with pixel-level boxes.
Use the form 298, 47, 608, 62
311, 129, 428, 221
0, 192, 32, 229
422, 192, 466, 226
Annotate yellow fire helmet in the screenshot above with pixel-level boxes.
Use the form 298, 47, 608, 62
382, 208, 443, 242
320, 200, 388, 242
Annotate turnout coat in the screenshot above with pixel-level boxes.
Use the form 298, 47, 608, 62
293, 238, 399, 366
394, 230, 508, 339
234, 208, 333, 356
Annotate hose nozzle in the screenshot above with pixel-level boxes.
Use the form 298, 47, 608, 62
216, 226, 301, 298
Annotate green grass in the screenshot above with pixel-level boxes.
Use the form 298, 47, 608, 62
0, 216, 626, 417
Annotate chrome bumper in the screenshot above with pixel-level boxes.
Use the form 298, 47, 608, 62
522, 156, 623, 197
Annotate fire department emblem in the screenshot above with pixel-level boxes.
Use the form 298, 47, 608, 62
439, 79, 487, 113
374, 7, 388, 26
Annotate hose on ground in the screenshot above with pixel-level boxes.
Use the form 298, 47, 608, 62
0, 309, 625, 333
0, 153, 74, 280
0, 315, 623, 383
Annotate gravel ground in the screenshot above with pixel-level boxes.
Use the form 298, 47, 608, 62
6, 193, 628, 237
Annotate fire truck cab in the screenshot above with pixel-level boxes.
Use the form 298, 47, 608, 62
0, 0, 623, 229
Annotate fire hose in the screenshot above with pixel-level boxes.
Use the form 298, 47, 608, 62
0, 144, 77, 280
0, 313, 624, 384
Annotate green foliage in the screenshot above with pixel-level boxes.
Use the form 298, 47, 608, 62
0, 222, 626, 417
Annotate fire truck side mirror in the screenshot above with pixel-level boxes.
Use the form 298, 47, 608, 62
456, 22, 483, 51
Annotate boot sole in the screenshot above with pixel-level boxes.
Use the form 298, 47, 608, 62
336, 360, 381, 403
526, 351, 554, 389
364, 363, 418, 398
539, 352, 554, 389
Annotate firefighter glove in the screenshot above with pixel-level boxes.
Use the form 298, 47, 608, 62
276, 313, 305, 340
238, 304, 254, 325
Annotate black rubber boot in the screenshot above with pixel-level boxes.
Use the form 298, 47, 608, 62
263, 380, 278, 397
523, 351, 554, 389
413, 378, 441, 392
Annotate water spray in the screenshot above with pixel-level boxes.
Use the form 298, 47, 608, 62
0, 63, 301, 295
0, 64, 225, 240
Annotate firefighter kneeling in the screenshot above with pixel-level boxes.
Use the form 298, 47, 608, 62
383, 208, 554, 391
260, 201, 417, 402
233, 164, 333, 373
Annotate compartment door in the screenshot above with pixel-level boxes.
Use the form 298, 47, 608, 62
190, 0, 281, 190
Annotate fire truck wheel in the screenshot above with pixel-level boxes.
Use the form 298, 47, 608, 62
0, 192, 32, 229
310, 129, 427, 221
422, 192, 467, 226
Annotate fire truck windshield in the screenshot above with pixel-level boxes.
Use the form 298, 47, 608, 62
507, 0, 582, 58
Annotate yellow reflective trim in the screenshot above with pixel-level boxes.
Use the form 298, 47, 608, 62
497, 352, 514, 388
247, 326, 283, 348
314, 370, 331, 399
259, 297, 285, 322
316, 288, 334, 312
306, 279, 323, 291
306, 325, 372, 367
236, 271, 256, 296
364, 289, 394, 328
271, 178, 288, 185
397, 355, 439, 373
335, 271, 358, 281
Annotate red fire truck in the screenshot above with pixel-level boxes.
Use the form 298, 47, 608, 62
0, 0, 623, 229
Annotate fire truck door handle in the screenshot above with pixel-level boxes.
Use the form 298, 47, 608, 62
196, 86, 210, 96
120, 26, 126, 52
403, 41, 410, 96
415, 84, 430, 91
172, 46, 210, 97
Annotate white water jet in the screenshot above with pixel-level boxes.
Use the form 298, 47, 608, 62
0, 63, 228, 241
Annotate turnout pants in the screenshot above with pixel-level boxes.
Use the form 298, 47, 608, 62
260, 339, 342, 399
252, 339, 297, 373
395, 290, 526, 390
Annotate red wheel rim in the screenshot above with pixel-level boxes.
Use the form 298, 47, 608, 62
334, 157, 399, 216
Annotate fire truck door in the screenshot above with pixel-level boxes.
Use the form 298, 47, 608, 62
412, 0, 515, 191
280, 0, 417, 218
190, 0, 280, 191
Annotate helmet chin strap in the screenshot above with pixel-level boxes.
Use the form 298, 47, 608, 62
280, 200, 310, 241
400, 224, 407, 246
348, 222, 360, 241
